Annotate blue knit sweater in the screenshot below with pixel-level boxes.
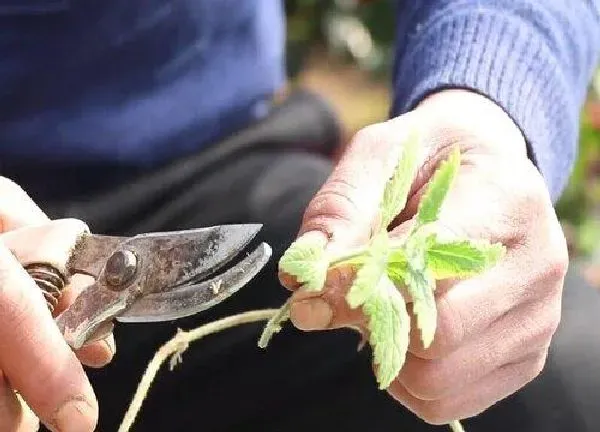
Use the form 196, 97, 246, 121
0, 0, 598, 202
391, 1, 600, 202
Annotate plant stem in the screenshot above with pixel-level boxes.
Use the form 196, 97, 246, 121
258, 300, 291, 348
449, 420, 465, 432
329, 247, 369, 267
327, 235, 411, 269
117, 309, 279, 432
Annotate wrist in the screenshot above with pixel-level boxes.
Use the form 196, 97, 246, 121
414, 89, 528, 160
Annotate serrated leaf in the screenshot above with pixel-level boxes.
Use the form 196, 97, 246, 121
364, 275, 410, 389
330, 252, 368, 268
404, 266, 437, 349
426, 238, 506, 280
395, 230, 437, 348
278, 233, 329, 292
393, 235, 438, 349
346, 233, 390, 309
380, 129, 421, 228
416, 146, 461, 226
388, 247, 408, 265
386, 248, 408, 282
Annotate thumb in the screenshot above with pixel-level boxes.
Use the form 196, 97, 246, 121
293, 114, 426, 261
282, 114, 428, 330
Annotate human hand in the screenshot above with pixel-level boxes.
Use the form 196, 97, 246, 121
281, 90, 569, 424
0, 178, 114, 431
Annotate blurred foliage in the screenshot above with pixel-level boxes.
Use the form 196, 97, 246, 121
285, 1, 600, 258
555, 93, 600, 257
285, 0, 395, 78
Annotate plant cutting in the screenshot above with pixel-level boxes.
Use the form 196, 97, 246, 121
118, 126, 506, 432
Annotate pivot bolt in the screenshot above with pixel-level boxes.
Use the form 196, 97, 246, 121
104, 250, 138, 289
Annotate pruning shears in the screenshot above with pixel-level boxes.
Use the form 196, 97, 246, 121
1, 220, 271, 350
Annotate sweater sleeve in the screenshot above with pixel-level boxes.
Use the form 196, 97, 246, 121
390, 0, 600, 202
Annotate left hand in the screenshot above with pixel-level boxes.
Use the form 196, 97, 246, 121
279, 89, 569, 424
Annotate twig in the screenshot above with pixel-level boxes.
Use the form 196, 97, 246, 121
257, 299, 291, 348
116, 306, 467, 432
449, 420, 465, 432
117, 309, 278, 432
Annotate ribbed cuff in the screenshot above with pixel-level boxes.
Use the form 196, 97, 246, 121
391, 8, 575, 202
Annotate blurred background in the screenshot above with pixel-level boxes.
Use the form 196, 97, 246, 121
284, 0, 600, 286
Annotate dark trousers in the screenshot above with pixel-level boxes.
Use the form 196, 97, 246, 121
11, 94, 600, 432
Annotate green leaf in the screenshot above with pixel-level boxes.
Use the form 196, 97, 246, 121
380, 128, 421, 228
416, 146, 461, 226
388, 247, 408, 265
394, 234, 438, 349
278, 233, 329, 292
330, 250, 369, 268
426, 237, 506, 280
364, 275, 410, 389
346, 233, 390, 309
404, 265, 437, 349
386, 248, 408, 282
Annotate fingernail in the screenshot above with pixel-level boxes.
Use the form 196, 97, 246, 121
93, 336, 116, 367
104, 335, 116, 357
50, 397, 96, 432
290, 298, 333, 330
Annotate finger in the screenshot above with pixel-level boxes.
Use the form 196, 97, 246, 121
75, 334, 115, 369
0, 371, 40, 432
289, 265, 365, 331
0, 244, 97, 432
0, 178, 48, 232
54, 274, 115, 368
279, 270, 301, 292
388, 350, 547, 425
288, 221, 416, 331
403, 158, 567, 359
397, 297, 559, 401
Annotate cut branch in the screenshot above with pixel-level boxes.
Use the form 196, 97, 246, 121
118, 309, 278, 432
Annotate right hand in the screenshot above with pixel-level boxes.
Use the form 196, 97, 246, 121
0, 178, 114, 431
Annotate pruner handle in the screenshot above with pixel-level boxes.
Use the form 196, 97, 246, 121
0, 218, 90, 314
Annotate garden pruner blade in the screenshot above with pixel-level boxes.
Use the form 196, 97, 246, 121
54, 224, 272, 349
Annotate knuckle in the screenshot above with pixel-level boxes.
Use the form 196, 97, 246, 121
0, 176, 23, 195
519, 300, 561, 350
401, 359, 450, 401
529, 315, 559, 351
352, 123, 387, 147
302, 171, 380, 243
517, 298, 561, 352
507, 182, 543, 229
500, 161, 545, 208
0, 176, 46, 230
412, 296, 464, 360
302, 179, 361, 234
416, 400, 456, 425
519, 351, 548, 384
545, 244, 569, 283
529, 237, 568, 302
541, 302, 562, 341
547, 305, 562, 336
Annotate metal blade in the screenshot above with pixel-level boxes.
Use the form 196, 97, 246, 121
117, 223, 262, 295
116, 242, 272, 322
